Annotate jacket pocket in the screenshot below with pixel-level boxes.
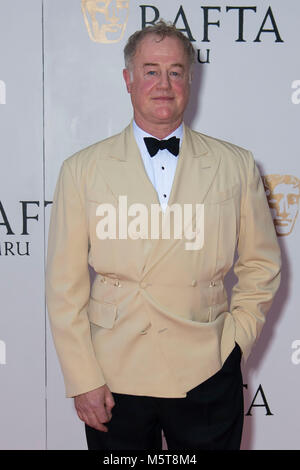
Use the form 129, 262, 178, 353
205, 183, 240, 204
87, 297, 117, 328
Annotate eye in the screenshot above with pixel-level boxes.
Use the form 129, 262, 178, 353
268, 199, 277, 205
169, 70, 183, 79
145, 70, 158, 77
287, 194, 298, 205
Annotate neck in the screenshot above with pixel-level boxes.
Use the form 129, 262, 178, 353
134, 116, 183, 139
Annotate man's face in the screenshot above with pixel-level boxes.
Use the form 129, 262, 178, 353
266, 182, 300, 236
82, 0, 129, 43
123, 35, 191, 134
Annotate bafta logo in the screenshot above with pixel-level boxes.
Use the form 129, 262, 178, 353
81, 0, 129, 44
263, 174, 300, 236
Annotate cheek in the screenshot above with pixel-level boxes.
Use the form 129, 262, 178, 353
173, 83, 190, 101
289, 205, 298, 217
133, 80, 156, 100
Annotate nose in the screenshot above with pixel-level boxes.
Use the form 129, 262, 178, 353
277, 197, 289, 219
157, 71, 171, 89
107, 3, 118, 22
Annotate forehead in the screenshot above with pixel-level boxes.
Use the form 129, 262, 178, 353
272, 183, 300, 195
133, 34, 188, 65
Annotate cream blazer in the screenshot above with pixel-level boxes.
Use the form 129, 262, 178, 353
46, 123, 281, 398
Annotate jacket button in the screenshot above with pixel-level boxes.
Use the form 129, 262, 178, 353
114, 280, 121, 287
140, 281, 147, 289
209, 280, 216, 287
191, 279, 197, 287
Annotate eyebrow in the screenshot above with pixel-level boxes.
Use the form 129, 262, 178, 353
143, 63, 158, 67
170, 63, 184, 68
143, 63, 184, 68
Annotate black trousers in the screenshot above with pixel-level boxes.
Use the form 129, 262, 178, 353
85, 343, 244, 450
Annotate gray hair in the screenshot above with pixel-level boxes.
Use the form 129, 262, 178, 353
124, 20, 196, 71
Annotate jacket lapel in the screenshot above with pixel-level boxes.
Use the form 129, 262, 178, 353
168, 124, 221, 207
95, 123, 159, 208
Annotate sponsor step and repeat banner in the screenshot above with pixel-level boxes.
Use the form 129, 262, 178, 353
0, 0, 299, 450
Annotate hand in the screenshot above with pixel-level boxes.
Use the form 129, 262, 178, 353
74, 384, 115, 432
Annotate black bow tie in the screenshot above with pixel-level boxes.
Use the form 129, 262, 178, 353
144, 136, 180, 157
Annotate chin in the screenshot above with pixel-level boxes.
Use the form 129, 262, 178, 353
153, 110, 177, 122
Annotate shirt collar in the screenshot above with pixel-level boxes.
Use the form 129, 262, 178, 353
133, 120, 183, 155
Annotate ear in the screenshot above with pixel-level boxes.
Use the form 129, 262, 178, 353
123, 68, 132, 93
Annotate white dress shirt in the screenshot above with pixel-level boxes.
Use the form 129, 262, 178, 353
133, 120, 183, 212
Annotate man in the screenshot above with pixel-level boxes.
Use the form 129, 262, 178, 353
46, 21, 281, 450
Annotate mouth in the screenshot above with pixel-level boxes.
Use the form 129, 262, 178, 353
152, 97, 174, 101
274, 219, 292, 226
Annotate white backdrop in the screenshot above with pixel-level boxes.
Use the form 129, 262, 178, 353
0, 0, 299, 450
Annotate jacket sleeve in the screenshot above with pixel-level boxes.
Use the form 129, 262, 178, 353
46, 158, 106, 397
230, 151, 281, 361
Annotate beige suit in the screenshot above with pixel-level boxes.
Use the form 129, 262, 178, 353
46, 122, 281, 398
